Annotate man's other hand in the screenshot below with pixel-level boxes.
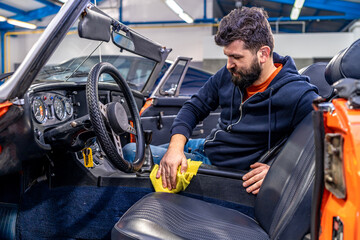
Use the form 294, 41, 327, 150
155, 134, 188, 190
242, 162, 270, 195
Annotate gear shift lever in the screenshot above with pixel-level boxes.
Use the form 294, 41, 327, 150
137, 130, 154, 176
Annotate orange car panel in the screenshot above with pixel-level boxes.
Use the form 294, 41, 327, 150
320, 99, 360, 240
0, 101, 12, 118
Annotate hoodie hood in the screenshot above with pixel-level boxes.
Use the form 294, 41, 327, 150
269, 52, 310, 89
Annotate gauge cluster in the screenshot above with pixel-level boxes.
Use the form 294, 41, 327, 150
31, 92, 74, 125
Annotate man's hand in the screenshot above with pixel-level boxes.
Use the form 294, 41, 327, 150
156, 134, 187, 190
242, 162, 270, 195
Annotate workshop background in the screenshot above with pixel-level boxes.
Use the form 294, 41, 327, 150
0, 0, 359, 74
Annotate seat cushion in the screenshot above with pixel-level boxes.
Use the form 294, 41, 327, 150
112, 192, 269, 240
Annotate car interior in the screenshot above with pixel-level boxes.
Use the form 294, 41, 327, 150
0, 2, 257, 239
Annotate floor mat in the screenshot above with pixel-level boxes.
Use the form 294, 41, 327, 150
17, 183, 152, 240
17, 182, 255, 239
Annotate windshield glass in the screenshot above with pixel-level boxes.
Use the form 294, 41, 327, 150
35, 23, 157, 92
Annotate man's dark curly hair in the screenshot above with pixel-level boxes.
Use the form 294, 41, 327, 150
214, 7, 274, 55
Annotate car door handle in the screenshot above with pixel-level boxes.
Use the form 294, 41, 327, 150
157, 111, 164, 130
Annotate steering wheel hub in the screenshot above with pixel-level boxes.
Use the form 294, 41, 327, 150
106, 102, 131, 135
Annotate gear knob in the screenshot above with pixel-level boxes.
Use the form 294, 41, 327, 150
144, 130, 153, 145
137, 130, 154, 176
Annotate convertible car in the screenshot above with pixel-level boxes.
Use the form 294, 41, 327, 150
0, 0, 359, 239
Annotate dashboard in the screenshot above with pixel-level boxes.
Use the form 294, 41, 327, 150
26, 82, 145, 153
31, 91, 74, 125
0, 80, 147, 177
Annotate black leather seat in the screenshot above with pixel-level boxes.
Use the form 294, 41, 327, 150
299, 39, 360, 100
299, 62, 333, 99
325, 38, 360, 85
111, 113, 315, 240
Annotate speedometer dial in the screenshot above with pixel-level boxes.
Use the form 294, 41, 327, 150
54, 97, 66, 120
32, 98, 47, 123
65, 100, 73, 116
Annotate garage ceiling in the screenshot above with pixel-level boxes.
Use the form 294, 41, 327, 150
0, 0, 60, 30
216, 0, 360, 33
0, 0, 359, 33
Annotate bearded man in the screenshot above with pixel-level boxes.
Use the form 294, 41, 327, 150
124, 7, 319, 194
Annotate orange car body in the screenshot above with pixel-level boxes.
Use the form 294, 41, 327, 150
319, 98, 360, 240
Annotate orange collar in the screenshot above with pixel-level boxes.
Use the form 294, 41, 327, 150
244, 63, 283, 101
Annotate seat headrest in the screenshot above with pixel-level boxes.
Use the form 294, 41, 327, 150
325, 38, 360, 85
299, 62, 333, 99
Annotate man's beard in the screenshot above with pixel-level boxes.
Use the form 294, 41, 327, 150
229, 57, 262, 92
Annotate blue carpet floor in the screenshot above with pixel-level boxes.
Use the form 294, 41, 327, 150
17, 183, 152, 240
16, 183, 254, 239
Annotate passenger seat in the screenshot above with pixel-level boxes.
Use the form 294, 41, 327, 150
299, 62, 334, 99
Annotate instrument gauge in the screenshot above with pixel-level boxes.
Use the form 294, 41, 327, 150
65, 100, 73, 116
54, 97, 66, 120
32, 98, 47, 124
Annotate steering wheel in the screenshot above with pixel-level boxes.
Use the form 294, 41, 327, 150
86, 62, 145, 173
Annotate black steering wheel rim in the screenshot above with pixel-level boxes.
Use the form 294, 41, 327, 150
86, 62, 145, 173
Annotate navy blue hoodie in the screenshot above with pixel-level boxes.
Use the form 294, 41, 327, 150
170, 53, 319, 170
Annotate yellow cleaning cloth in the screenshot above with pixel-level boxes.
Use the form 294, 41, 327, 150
150, 159, 202, 193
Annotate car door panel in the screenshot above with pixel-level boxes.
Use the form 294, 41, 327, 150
141, 97, 220, 145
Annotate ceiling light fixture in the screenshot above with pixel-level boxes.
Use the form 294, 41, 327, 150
165, 0, 183, 15
290, 7, 301, 20
290, 0, 305, 20
7, 19, 37, 29
179, 12, 194, 24
164, 0, 194, 24
0, 15, 7, 22
294, 0, 305, 9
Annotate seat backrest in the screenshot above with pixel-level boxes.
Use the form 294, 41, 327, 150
325, 38, 360, 85
255, 112, 315, 240
299, 62, 333, 99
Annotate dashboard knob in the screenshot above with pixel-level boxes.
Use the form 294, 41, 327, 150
70, 121, 77, 128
